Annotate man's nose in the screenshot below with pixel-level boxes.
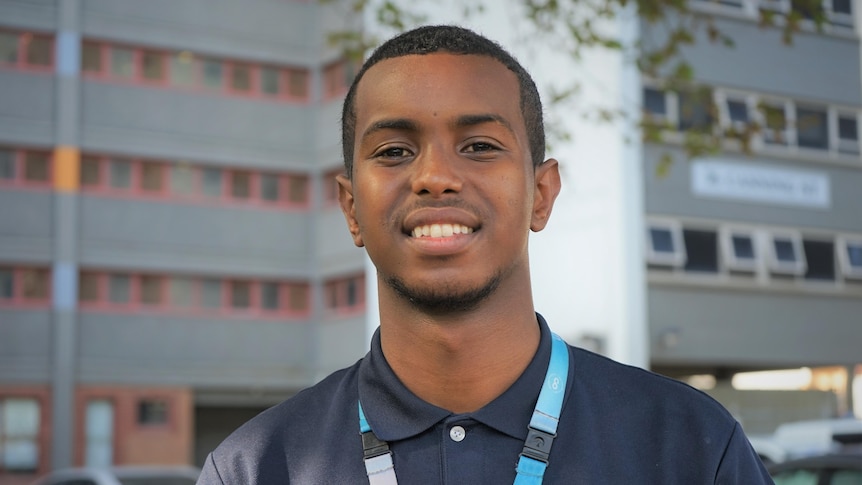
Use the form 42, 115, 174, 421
410, 147, 463, 197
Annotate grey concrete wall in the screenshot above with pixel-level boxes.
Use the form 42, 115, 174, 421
0, 310, 52, 382
77, 313, 316, 388
0, 70, 55, 147
643, 145, 862, 233
78, 196, 311, 276
0, 191, 53, 263
649, 285, 862, 368
0, 0, 56, 32
642, 13, 861, 105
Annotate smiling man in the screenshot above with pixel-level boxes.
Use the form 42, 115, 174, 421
198, 25, 772, 484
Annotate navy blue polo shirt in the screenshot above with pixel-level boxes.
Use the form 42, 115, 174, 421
199, 314, 772, 484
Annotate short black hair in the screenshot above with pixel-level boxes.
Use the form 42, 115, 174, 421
341, 25, 545, 179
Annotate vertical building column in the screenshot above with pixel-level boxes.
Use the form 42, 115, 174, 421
52, 0, 82, 470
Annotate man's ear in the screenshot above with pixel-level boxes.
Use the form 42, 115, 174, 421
530, 158, 561, 232
336, 173, 364, 247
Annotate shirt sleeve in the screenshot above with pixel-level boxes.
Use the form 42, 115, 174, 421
715, 422, 774, 484
197, 453, 226, 485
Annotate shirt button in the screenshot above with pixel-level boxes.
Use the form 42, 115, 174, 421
449, 425, 466, 442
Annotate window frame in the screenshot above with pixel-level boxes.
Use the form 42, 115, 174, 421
720, 227, 760, 273
837, 235, 862, 279
0, 266, 52, 308
766, 230, 807, 275
645, 220, 686, 268
0, 29, 54, 71
0, 147, 53, 190
324, 274, 366, 314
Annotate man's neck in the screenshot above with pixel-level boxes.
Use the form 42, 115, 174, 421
377, 291, 541, 414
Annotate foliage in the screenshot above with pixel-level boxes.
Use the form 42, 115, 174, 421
321, 0, 827, 172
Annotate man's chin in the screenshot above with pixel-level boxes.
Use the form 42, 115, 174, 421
384, 273, 501, 315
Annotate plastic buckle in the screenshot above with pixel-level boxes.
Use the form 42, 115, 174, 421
520, 426, 556, 463
361, 431, 391, 459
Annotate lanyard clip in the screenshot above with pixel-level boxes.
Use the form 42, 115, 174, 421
520, 426, 556, 463
361, 430, 391, 459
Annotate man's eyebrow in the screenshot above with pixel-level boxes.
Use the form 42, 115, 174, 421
361, 118, 419, 141
453, 113, 514, 133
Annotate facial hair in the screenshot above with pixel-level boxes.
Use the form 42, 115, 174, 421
384, 270, 503, 315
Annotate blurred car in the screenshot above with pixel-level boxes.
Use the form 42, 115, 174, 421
769, 429, 862, 485
751, 418, 862, 465
32, 465, 200, 485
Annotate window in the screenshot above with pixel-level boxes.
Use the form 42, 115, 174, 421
288, 285, 309, 312
230, 171, 252, 199
796, 106, 828, 150
287, 69, 308, 99
643, 87, 668, 119
288, 176, 308, 204
645, 221, 686, 267
169, 277, 194, 308
677, 90, 713, 132
137, 399, 168, 426
0, 148, 14, 180
0, 268, 13, 300
230, 63, 252, 92
802, 239, 835, 281
21, 268, 48, 300
201, 58, 223, 89
0, 32, 17, 64
141, 50, 165, 82
722, 229, 759, 273
201, 168, 223, 197
836, 114, 859, 155
260, 174, 280, 202
108, 274, 131, 304
85, 400, 113, 467
682, 229, 719, 273
260, 66, 280, 95
81, 41, 102, 73
24, 152, 50, 182
78, 272, 100, 303
109, 159, 132, 189
837, 236, 862, 279
23, 34, 51, 66
140, 162, 164, 192
0, 30, 53, 69
0, 267, 50, 305
767, 232, 806, 275
761, 102, 790, 146
0, 398, 40, 472
323, 61, 349, 98
140, 275, 163, 305
828, 0, 853, 27
230, 281, 251, 309
261, 282, 279, 311
80, 156, 101, 186
169, 51, 195, 87
325, 275, 365, 313
170, 163, 195, 195
201, 279, 222, 309
110, 46, 135, 79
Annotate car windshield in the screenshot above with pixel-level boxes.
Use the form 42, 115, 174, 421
118, 478, 197, 485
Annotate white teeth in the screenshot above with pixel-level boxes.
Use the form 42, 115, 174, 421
411, 224, 474, 238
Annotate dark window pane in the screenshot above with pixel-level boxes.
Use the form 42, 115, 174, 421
21, 268, 48, 299
111, 47, 134, 78
24, 152, 49, 181
833, 0, 851, 14
202, 168, 222, 197
326, 283, 338, 309
169, 51, 195, 86
650, 228, 675, 253
137, 400, 167, 426
0, 149, 15, 180
141, 50, 164, 81
732, 235, 756, 260
643, 88, 666, 116
774, 239, 797, 263
231, 64, 251, 91
0, 268, 13, 299
231, 172, 251, 199
346, 279, 357, 306
683, 229, 718, 273
81, 156, 101, 186
140, 163, 163, 192
202, 59, 223, 89
261, 283, 279, 310
261, 174, 279, 201
803, 240, 835, 281
289, 285, 308, 311
140, 275, 162, 305
81, 41, 102, 72
110, 160, 132, 189
230, 281, 250, 309
201, 279, 221, 308
678, 92, 712, 131
796, 107, 828, 149
792, 0, 824, 19
78, 272, 100, 302
838, 116, 858, 141
287, 70, 308, 98
24, 35, 51, 66
727, 100, 749, 124
847, 244, 862, 268
0, 32, 18, 63
288, 177, 307, 204
109, 274, 130, 303
260, 67, 280, 95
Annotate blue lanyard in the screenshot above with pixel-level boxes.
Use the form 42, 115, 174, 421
358, 333, 570, 485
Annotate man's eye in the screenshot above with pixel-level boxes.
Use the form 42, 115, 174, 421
464, 142, 497, 153
377, 147, 411, 158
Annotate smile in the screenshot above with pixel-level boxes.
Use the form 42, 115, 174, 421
411, 223, 475, 238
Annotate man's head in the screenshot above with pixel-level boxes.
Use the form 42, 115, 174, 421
341, 25, 545, 178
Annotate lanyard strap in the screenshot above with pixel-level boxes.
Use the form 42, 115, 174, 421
358, 332, 570, 485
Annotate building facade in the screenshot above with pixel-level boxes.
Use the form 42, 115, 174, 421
0, 0, 367, 481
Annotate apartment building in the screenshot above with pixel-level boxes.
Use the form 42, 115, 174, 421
0, 0, 367, 480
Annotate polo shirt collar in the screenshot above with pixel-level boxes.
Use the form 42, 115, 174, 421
357, 313, 552, 442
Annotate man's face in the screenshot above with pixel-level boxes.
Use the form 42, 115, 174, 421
339, 53, 558, 312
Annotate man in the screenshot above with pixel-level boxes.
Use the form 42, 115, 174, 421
198, 25, 772, 483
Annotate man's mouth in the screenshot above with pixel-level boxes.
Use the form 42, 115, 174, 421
410, 223, 475, 238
